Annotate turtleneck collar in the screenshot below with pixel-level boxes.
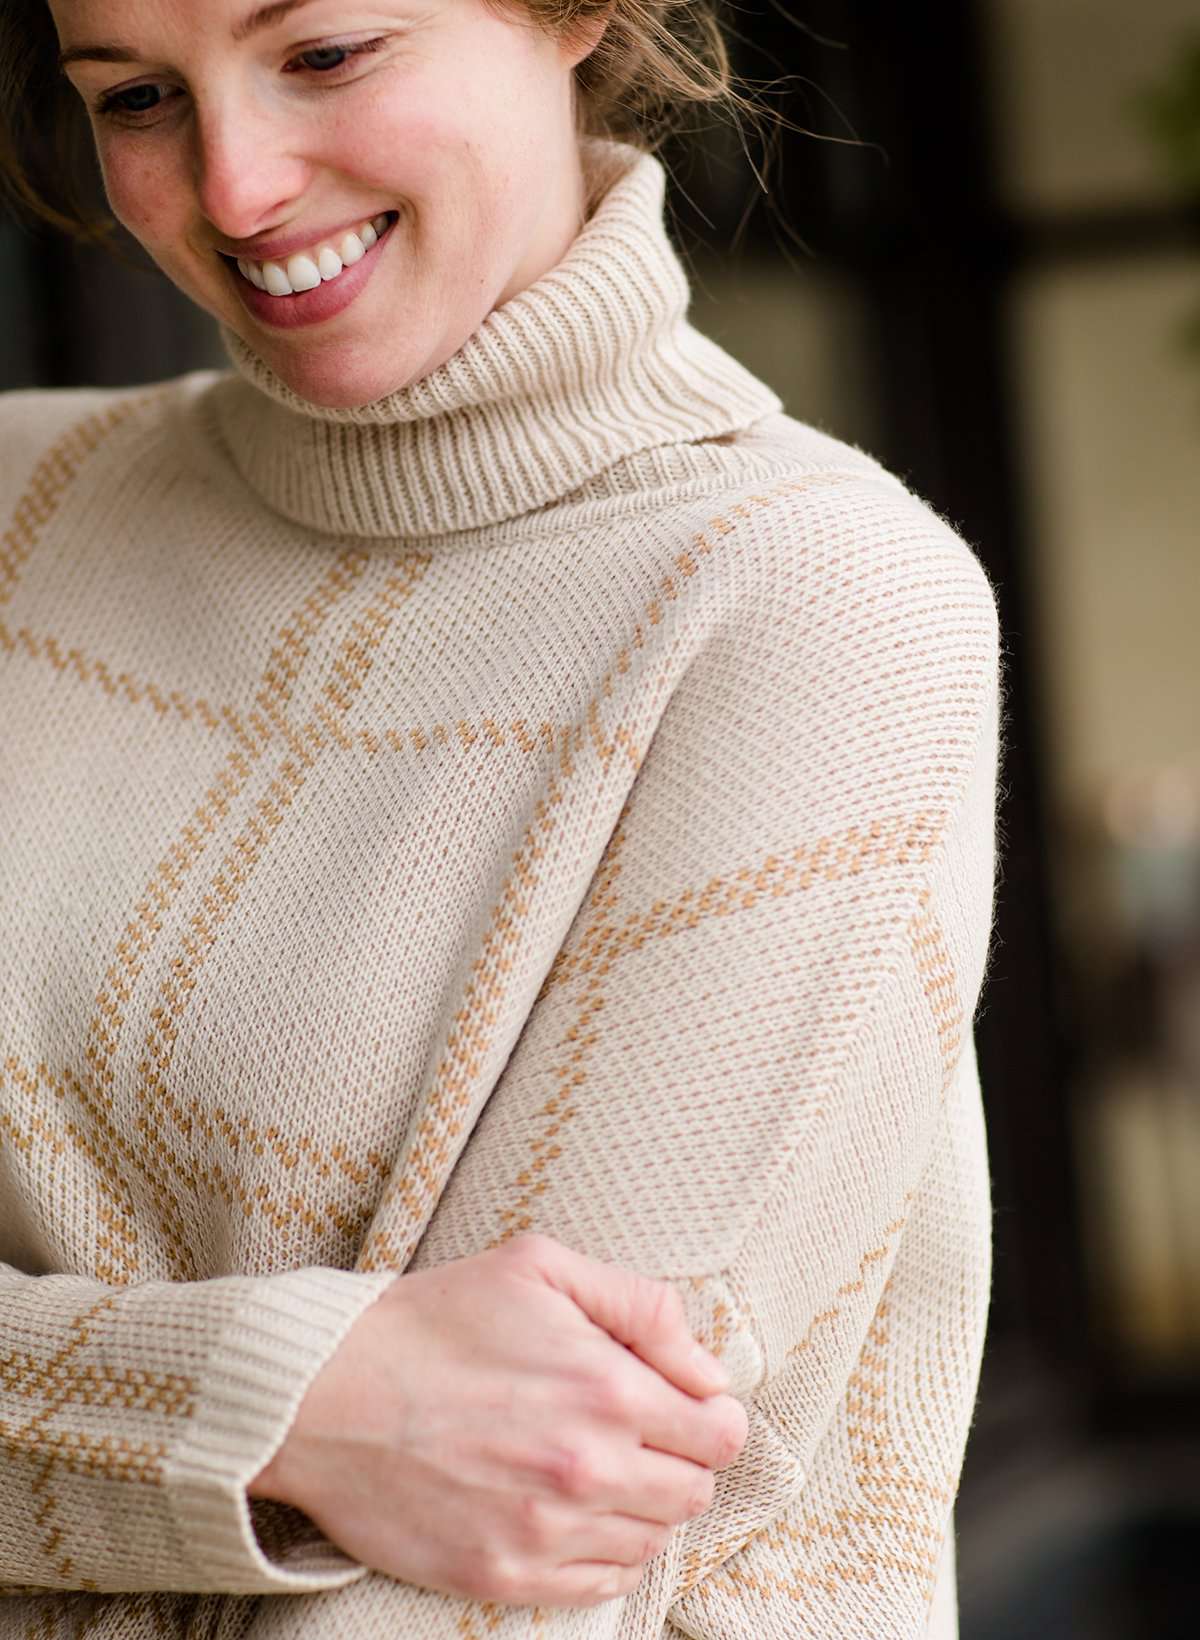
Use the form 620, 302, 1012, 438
205, 138, 781, 540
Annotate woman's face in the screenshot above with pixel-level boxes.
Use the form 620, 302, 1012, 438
51, 0, 601, 408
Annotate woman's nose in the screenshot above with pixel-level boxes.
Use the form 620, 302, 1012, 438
190, 97, 312, 241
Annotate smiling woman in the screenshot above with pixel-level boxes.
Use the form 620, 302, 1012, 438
0, 3, 1002, 1639
0, 0, 743, 405
10, 0, 699, 405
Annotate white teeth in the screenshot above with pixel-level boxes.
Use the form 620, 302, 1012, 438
316, 246, 343, 281
261, 261, 292, 297
285, 253, 322, 292
236, 257, 266, 290
338, 232, 365, 266
234, 213, 391, 294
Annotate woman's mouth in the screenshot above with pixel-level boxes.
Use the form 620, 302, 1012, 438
220, 210, 400, 331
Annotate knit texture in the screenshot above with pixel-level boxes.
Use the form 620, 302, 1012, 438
0, 138, 1000, 1638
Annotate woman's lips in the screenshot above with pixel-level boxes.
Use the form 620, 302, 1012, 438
223, 212, 397, 331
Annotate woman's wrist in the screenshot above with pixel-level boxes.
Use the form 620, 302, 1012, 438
246, 1448, 286, 1502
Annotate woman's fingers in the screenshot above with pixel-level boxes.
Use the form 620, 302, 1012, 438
516, 1232, 732, 1398
249, 1232, 745, 1608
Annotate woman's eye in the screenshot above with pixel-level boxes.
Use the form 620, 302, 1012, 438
95, 37, 386, 124
99, 84, 166, 117
296, 44, 352, 72
284, 38, 388, 76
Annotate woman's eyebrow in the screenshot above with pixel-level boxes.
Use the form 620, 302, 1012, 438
58, 0, 320, 70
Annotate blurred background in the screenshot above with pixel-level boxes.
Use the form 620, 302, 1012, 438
3, 1, 1199, 1634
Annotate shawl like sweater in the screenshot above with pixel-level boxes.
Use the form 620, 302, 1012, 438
0, 139, 1001, 1639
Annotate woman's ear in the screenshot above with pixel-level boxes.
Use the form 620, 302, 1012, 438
559, 2, 616, 71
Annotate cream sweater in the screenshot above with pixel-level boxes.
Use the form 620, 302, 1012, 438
0, 140, 1001, 1638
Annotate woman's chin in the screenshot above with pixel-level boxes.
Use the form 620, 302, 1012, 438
258, 343, 416, 411
224, 292, 469, 411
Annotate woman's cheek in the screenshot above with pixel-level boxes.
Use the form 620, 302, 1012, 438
333, 100, 445, 193
95, 139, 177, 252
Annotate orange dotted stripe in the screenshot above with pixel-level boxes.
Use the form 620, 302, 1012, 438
0, 397, 157, 610
485, 828, 631, 1249
909, 887, 966, 1100
358, 771, 577, 1271
841, 1298, 953, 1597
543, 813, 947, 1000
0, 623, 232, 730
0, 1298, 194, 1584
1, 1058, 141, 1287
481, 812, 943, 1258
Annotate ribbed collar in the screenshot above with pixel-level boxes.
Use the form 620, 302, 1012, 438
206, 138, 780, 540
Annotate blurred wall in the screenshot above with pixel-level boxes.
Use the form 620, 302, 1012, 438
985, 0, 1200, 826
986, 0, 1198, 212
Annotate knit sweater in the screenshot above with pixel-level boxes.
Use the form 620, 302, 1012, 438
0, 138, 1001, 1639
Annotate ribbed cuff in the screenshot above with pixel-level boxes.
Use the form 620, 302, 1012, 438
166, 1266, 398, 1593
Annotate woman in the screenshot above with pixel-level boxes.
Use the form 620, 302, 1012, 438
0, 1, 1002, 1636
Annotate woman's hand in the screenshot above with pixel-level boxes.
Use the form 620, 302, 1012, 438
249, 1233, 748, 1609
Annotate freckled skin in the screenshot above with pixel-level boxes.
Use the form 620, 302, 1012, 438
49, 0, 603, 408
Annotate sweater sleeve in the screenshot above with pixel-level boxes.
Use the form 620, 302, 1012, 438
373, 473, 1002, 1637
664, 1005, 993, 1637
0, 1263, 396, 1594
